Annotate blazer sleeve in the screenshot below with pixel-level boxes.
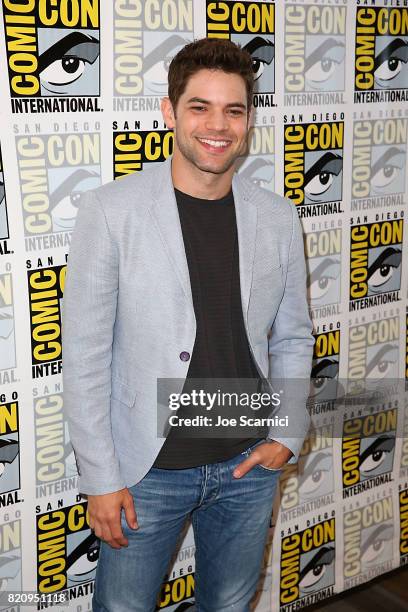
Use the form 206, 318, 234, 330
62, 189, 126, 495
267, 200, 314, 464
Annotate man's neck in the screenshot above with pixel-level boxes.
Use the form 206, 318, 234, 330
171, 153, 234, 201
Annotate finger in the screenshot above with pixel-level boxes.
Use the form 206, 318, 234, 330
123, 496, 138, 530
110, 520, 129, 548
103, 521, 125, 549
233, 456, 258, 478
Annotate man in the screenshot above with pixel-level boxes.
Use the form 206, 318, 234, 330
62, 38, 314, 611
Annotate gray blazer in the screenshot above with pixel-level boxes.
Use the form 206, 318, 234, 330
62, 157, 314, 495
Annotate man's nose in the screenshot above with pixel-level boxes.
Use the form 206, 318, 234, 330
205, 110, 228, 131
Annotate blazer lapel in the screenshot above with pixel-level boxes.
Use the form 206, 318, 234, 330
150, 158, 257, 323
150, 158, 194, 307
232, 173, 258, 324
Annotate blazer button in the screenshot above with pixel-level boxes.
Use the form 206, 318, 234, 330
179, 351, 190, 362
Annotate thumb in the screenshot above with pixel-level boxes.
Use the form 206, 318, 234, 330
233, 455, 257, 479
122, 494, 138, 529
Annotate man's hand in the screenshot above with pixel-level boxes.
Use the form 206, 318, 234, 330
233, 440, 293, 478
88, 487, 138, 549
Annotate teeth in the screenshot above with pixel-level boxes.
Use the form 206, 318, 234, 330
199, 138, 230, 148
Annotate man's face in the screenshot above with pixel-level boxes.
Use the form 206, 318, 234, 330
164, 69, 250, 176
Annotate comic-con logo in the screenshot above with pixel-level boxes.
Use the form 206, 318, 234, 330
114, 0, 193, 103
280, 425, 334, 515
284, 4, 346, 100
349, 216, 403, 310
342, 407, 396, 495
343, 498, 393, 584
348, 315, 399, 394
280, 518, 335, 609
0, 518, 21, 600
16, 131, 101, 238
27, 264, 66, 378
0, 399, 20, 503
0, 147, 11, 250
305, 228, 341, 312
406, 307, 408, 386
400, 487, 408, 566
0, 272, 16, 371
207, 1, 275, 106
351, 118, 407, 210
236, 125, 274, 191
311, 327, 340, 403
402, 396, 408, 472
113, 128, 174, 178
2, 0, 100, 113
157, 574, 195, 609
284, 119, 344, 218
36, 502, 98, 592
354, 7, 408, 103
35, 392, 78, 493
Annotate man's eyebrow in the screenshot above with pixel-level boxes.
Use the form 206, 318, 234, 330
186, 97, 247, 109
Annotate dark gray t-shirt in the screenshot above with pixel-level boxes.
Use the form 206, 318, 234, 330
153, 187, 265, 469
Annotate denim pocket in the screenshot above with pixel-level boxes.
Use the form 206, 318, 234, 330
245, 440, 283, 472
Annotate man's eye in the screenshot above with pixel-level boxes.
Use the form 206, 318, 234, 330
375, 57, 404, 82
40, 56, 86, 86
229, 109, 244, 116
191, 106, 206, 111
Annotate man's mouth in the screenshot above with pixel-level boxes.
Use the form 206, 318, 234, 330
197, 137, 232, 150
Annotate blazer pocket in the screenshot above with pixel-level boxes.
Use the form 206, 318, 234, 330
111, 376, 138, 408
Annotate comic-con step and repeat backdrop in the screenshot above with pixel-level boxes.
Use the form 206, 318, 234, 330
0, 0, 408, 610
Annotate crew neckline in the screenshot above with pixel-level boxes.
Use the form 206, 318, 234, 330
174, 187, 233, 205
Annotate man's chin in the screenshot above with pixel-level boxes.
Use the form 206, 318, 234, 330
194, 158, 237, 175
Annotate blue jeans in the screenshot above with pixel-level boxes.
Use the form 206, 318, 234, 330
92, 441, 281, 612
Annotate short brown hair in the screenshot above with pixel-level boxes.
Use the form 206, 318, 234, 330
168, 38, 254, 112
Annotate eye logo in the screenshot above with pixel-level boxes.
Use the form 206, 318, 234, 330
0, 148, 10, 242
280, 520, 336, 605
284, 122, 344, 217
304, 39, 345, 92
237, 126, 275, 192
143, 34, 191, 97
371, 146, 406, 195
114, 2, 193, 98
344, 498, 394, 581
352, 119, 407, 203
349, 220, 403, 306
285, 5, 346, 94
38, 31, 100, 97
305, 229, 341, 310
2, 0, 101, 101
374, 37, 408, 90
304, 151, 343, 205
298, 450, 334, 504
298, 545, 335, 596
355, 8, 408, 95
311, 329, 340, 404
206, 1, 275, 98
235, 33, 275, 94
66, 532, 99, 586
243, 35, 274, 84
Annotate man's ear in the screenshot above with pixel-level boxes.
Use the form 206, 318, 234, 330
161, 97, 176, 128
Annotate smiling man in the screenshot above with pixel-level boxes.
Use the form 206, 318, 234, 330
62, 38, 314, 611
